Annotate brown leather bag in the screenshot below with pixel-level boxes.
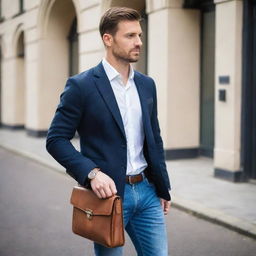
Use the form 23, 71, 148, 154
70, 186, 125, 248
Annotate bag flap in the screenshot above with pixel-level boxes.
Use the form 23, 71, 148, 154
70, 186, 120, 216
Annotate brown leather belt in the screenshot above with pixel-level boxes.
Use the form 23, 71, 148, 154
126, 172, 145, 184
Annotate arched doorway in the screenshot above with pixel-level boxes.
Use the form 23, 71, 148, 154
38, 0, 79, 131
15, 31, 25, 127
102, 0, 147, 74
68, 17, 78, 77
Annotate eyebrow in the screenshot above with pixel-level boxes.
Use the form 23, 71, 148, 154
125, 32, 143, 36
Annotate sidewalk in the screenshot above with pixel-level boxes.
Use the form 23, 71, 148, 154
0, 128, 255, 239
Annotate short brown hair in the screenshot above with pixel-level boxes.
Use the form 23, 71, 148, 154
99, 7, 141, 37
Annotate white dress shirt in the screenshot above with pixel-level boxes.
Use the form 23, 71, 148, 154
102, 58, 148, 175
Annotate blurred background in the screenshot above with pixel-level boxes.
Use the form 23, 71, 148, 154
0, 0, 256, 182
0, 0, 255, 255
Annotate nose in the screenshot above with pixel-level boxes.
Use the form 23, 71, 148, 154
136, 35, 143, 47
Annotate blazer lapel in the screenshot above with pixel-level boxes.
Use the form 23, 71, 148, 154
134, 72, 153, 145
93, 63, 126, 139
134, 72, 148, 117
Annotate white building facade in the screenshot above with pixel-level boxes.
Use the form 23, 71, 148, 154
0, 0, 255, 183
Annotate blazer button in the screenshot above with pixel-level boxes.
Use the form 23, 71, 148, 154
121, 144, 126, 148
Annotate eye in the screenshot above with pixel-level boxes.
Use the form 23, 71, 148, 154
127, 34, 134, 38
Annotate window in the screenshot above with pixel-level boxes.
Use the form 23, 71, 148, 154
0, 0, 4, 22
19, 0, 24, 14
13, 0, 24, 17
68, 18, 78, 76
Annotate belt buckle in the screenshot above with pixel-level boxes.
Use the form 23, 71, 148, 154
128, 175, 133, 185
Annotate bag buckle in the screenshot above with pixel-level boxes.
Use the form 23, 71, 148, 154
84, 209, 93, 220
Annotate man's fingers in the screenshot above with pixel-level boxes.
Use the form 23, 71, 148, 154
160, 199, 171, 215
160, 199, 165, 210
93, 186, 115, 199
98, 188, 107, 198
103, 186, 114, 198
164, 201, 171, 215
90, 172, 117, 199
92, 184, 109, 198
109, 182, 117, 195
93, 189, 102, 199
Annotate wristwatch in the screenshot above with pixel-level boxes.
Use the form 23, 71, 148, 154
88, 168, 100, 180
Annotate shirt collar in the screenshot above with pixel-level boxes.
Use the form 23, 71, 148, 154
129, 65, 135, 80
102, 58, 134, 82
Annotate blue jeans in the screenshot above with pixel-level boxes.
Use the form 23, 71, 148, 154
94, 178, 168, 256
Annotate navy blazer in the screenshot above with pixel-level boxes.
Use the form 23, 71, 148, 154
46, 62, 171, 200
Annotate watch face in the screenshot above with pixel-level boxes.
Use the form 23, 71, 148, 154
88, 171, 96, 179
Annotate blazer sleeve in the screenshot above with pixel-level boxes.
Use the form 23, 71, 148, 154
46, 77, 98, 185
151, 80, 171, 190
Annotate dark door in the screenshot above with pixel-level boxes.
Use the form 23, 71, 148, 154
242, 0, 256, 180
200, 7, 215, 157
68, 18, 78, 77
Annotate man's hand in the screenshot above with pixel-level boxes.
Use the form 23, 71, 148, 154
90, 170, 117, 199
160, 199, 171, 215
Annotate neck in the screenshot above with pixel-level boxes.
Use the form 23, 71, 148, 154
105, 53, 130, 84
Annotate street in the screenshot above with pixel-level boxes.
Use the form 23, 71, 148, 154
0, 147, 255, 256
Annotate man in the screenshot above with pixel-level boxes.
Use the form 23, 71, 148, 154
46, 7, 171, 256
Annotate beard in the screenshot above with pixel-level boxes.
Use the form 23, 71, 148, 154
112, 46, 140, 63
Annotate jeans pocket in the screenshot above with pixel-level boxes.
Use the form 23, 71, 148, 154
145, 177, 156, 189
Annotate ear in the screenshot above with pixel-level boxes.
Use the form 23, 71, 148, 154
102, 33, 112, 47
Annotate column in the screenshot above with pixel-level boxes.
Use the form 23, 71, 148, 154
79, 1, 104, 72
214, 0, 244, 181
25, 27, 42, 135
1, 32, 24, 127
147, 0, 201, 158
